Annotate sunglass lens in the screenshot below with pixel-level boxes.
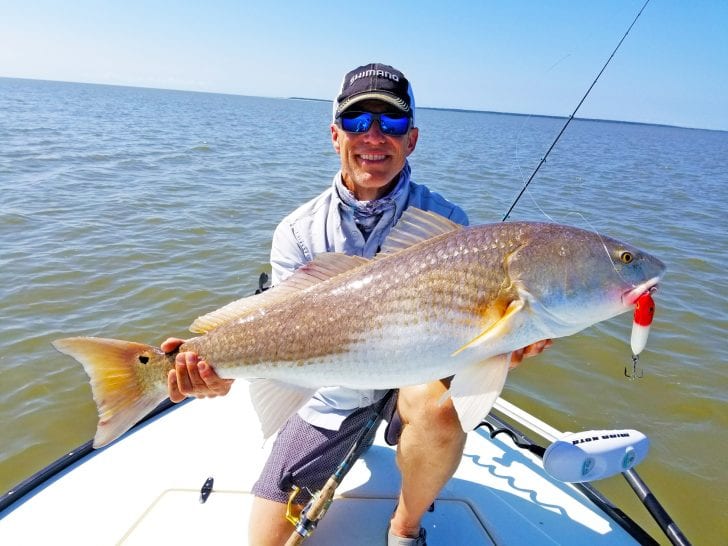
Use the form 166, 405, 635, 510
340, 112, 373, 133
380, 114, 410, 135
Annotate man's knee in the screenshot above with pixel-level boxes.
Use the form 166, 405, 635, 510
398, 382, 464, 442
249, 496, 295, 546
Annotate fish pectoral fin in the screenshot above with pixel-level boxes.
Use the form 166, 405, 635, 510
449, 354, 510, 432
248, 379, 316, 439
451, 299, 525, 356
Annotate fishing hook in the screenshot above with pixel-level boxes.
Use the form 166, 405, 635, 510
625, 354, 644, 380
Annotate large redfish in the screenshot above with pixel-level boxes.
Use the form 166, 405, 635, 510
54, 209, 665, 448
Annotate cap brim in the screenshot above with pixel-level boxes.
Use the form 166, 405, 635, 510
335, 92, 412, 117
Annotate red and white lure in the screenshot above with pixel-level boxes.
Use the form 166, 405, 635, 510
626, 291, 656, 379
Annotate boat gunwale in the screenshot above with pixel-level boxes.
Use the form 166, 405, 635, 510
0, 398, 185, 516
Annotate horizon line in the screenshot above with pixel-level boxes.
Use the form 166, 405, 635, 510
2, 75, 724, 134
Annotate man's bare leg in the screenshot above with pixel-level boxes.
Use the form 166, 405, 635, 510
389, 379, 466, 538
248, 496, 300, 546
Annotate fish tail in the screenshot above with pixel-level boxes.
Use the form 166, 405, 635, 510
53, 337, 171, 448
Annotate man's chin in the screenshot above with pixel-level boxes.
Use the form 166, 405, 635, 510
346, 176, 398, 200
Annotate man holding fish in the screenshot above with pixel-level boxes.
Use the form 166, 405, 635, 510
163, 63, 551, 546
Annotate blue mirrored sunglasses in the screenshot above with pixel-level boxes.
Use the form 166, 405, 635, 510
336, 111, 412, 136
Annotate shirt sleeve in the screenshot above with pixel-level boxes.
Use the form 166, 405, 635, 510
269, 220, 307, 285
451, 206, 469, 226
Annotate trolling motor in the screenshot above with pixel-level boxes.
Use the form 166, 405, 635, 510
483, 399, 692, 546
542, 429, 649, 483
541, 428, 689, 545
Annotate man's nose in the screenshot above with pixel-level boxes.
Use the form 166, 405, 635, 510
362, 119, 387, 141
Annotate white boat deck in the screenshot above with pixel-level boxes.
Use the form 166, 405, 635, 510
0, 382, 647, 545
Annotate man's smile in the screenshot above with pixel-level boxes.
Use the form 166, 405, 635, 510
358, 153, 388, 162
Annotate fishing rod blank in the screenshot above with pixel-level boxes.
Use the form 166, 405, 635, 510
502, 0, 651, 221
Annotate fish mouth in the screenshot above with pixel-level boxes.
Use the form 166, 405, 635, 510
622, 276, 661, 306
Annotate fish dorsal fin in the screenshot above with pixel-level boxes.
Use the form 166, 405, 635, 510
189, 253, 368, 334
290, 253, 369, 284
189, 289, 288, 334
379, 208, 463, 256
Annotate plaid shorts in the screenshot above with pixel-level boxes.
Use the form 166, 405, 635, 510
252, 391, 400, 505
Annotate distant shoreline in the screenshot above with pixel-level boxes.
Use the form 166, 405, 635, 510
288, 96, 330, 103
1, 77, 722, 133
288, 95, 711, 132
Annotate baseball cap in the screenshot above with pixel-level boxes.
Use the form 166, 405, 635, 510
333, 63, 415, 123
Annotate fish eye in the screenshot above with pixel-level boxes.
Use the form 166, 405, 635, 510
620, 251, 634, 264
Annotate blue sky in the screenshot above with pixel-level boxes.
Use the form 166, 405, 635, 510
1, 0, 726, 131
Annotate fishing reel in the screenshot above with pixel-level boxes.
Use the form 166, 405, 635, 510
285, 484, 334, 543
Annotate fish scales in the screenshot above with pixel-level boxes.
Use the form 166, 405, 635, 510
179, 225, 522, 386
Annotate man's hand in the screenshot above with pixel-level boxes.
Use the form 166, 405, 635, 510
161, 338, 235, 403
509, 339, 553, 369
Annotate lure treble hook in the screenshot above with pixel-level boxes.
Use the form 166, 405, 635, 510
625, 354, 644, 380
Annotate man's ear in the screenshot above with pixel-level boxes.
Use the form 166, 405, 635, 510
405, 127, 419, 156
331, 124, 341, 154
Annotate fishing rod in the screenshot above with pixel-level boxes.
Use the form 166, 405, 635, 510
284, 390, 395, 546
502, 0, 651, 222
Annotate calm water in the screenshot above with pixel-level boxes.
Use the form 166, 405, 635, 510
1, 77, 726, 544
